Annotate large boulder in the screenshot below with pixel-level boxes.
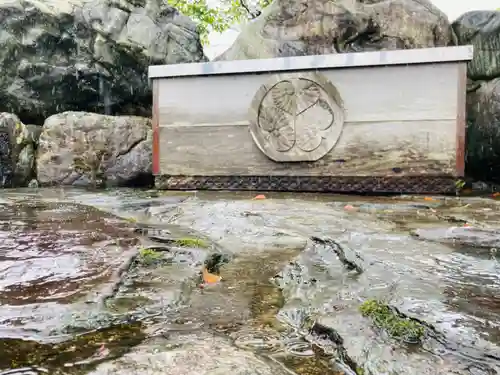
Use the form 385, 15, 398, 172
452, 11, 500, 181
216, 0, 454, 60
452, 11, 500, 81
465, 78, 500, 182
36, 111, 152, 187
0, 0, 206, 125
0, 113, 36, 187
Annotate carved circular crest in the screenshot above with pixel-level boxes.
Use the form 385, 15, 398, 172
248, 72, 345, 162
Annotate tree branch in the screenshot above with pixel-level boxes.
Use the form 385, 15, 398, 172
239, 0, 261, 18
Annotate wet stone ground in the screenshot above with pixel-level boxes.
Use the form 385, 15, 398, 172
0, 188, 498, 375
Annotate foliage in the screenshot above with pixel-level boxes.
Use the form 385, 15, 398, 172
166, 0, 272, 44
138, 247, 164, 265
175, 237, 209, 248
359, 299, 425, 343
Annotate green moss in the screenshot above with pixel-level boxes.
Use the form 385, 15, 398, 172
359, 299, 425, 343
138, 247, 163, 265
174, 237, 209, 248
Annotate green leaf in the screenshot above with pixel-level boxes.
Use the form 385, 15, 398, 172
166, 0, 271, 45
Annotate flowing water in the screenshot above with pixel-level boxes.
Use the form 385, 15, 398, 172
0, 188, 498, 375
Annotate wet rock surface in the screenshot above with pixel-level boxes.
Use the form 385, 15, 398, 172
453, 11, 500, 81
0, 113, 36, 188
0, 189, 499, 375
36, 111, 153, 187
0, 0, 206, 125
452, 10, 500, 182
465, 77, 500, 183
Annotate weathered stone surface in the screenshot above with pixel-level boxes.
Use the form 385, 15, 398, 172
0, 113, 36, 187
249, 73, 345, 162
25, 125, 43, 148
412, 226, 500, 250
452, 10, 500, 182
36, 111, 153, 187
0, 0, 206, 125
216, 0, 453, 61
453, 11, 500, 81
87, 333, 293, 375
466, 78, 500, 182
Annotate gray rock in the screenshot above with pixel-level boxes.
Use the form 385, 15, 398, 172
36, 111, 153, 187
0, 112, 36, 187
453, 10, 500, 81
0, 0, 206, 125
87, 332, 293, 375
25, 125, 43, 147
216, 0, 453, 61
452, 10, 500, 182
466, 78, 500, 182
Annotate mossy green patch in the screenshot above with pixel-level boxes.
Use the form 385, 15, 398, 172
359, 299, 425, 343
174, 237, 209, 248
138, 247, 163, 265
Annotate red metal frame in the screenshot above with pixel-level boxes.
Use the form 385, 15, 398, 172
152, 81, 160, 175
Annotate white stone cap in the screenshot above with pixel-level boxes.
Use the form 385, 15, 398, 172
148, 45, 474, 79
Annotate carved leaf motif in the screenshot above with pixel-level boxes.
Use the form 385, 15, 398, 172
295, 101, 334, 152
270, 81, 296, 115
269, 124, 295, 152
258, 107, 291, 132
295, 79, 321, 114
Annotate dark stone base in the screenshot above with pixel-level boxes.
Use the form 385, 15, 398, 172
154, 175, 461, 195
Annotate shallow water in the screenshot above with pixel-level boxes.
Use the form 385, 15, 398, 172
0, 188, 498, 375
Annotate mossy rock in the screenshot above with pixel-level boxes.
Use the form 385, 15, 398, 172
138, 248, 165, 266
174, 237, 209, 248
359, 299, 425, 343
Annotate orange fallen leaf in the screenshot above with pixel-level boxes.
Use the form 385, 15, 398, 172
202, 266, 222, 284
424, 197, 436, 201
253, 194, 266, 200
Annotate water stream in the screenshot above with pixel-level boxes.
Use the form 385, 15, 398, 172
0, 188, 498, 375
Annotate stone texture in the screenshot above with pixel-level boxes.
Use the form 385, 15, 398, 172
216, 0, 454, 61
36, 111, 152, 187
25, 124, 43, 148
87, 332, 294, 375
466, 78, 500, 182
249, 72, 344, 162
0, 0, 206, 125
0, 113, 36, 187
452, 10, 500, 181
453, 11, 500, 81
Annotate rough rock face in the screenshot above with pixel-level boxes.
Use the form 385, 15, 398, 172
0, 113, 36, 187
88, 333, 294, 375
453, 11, 500, 181
216, 0, 453, 60
452, 11, 500, 81
36, 111, 152, 187
465, 78, 500, 181
0, 0, 206, 125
